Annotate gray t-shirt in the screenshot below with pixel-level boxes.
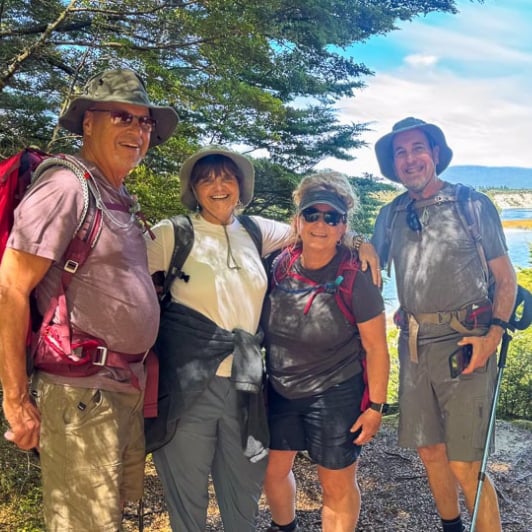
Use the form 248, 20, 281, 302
263, 251, 384, 399
8, 157, 159, 355
372, 183, 507, 315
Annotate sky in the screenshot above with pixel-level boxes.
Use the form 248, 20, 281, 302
318, 0, 532, 178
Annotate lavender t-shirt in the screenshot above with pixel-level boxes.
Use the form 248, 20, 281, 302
8, 157, 159, 355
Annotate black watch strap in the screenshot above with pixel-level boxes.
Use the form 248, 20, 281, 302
369, 401, 389, 414
491, 318, 511, 331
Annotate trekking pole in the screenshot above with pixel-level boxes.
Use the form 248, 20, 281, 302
470, 285, 532, 532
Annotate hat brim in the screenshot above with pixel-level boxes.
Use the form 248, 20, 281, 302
180, 148, 255, 210
59, 96, 179, 148
375, 122, 453, 182
299, 194, 347, 215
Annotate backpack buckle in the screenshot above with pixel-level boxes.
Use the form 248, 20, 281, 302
64, 259, 79, 273
93, 346, 108, 366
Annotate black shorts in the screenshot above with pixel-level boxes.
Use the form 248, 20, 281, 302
268, 373, 364, 469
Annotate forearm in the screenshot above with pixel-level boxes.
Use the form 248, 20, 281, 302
365, 347, 390, 404
0, 284, 31, 401
359, 313, 390, 403
486, 255, 517, 345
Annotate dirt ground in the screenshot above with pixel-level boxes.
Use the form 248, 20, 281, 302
124, 418, 531, 531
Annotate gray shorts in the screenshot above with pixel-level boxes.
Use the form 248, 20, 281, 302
397, 326, 497, 461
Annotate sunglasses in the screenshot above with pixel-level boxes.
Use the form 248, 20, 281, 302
300, 207, 346, 226
406, 200, 422, 234
88, 109, 157, 132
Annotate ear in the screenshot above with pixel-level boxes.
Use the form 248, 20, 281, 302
82, 111, 93, 136
432, 144, 440, 166
339, 225, 347, 239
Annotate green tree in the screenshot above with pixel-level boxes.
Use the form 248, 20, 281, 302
2, 1, 466, 161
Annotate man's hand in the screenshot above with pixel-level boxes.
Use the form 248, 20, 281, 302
458, 329, 501, 375
3, 395, 41, 451
358, 242, 382, 287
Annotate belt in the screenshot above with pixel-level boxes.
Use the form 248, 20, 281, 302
403, 306, 489, 363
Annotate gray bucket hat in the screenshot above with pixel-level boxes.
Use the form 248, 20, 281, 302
179, 146, 255, 210
59, 68, 179, 148
375, 117, 453, 182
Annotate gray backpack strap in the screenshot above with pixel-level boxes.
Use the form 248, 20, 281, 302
238, 214, 262, 256
383, 191, 409, 276
454, 183, 491, 288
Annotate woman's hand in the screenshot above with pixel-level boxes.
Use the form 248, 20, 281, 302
350, 408, 382, 445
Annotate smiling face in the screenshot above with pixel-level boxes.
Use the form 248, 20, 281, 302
192, 165, 240, 225
297, 203, 347, 257
392, 128, 441, 197
81, 102, 151, 188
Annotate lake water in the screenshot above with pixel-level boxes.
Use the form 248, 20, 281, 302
381, 208, 532, 311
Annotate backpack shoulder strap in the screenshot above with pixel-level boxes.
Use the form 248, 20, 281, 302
383, 191, 410, 274
335, 248, 360, 326
238, 214, 262, 256
33, 155, 97, 237
33, 156, 103, 288
454, 183, 490, 284
161, 215, 194, 302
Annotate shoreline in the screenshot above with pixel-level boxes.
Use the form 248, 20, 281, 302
501, 219, 532, 230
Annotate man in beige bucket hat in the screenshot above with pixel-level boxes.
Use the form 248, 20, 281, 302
0, 68, 178, 530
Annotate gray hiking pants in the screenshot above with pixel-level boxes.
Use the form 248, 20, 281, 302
152, 375, 267, 531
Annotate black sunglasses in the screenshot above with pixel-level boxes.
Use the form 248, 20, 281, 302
406, 200, 422, 234
300, 207, 346, 227
88, 109, 157, 132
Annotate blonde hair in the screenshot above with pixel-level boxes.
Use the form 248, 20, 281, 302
293, 171, 359, 215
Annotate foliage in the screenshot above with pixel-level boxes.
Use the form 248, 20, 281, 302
1, 0, 464, 224
386, 325, 400, 405
497, 268, 532, 420
0, 412, 43, 529
350, 176, 396, 235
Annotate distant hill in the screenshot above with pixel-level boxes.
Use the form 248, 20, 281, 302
443, 165, 532, 190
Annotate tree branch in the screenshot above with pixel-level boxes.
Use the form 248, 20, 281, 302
0, 0, 78, 92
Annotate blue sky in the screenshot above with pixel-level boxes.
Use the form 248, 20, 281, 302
318, 0, 532, 178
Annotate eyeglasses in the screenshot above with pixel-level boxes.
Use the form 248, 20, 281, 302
300, 207, 346, 227
406, 200, 422, 234
88, 109, 157, 132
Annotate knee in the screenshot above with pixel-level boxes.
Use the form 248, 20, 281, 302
417, 443, 448, 465
265, 452, 296, 482
449, 460, 480, 485
320, 470, 358, 500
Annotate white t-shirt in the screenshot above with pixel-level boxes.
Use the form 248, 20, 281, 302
147, 214, 290, 375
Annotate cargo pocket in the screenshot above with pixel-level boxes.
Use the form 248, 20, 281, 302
471, 395, 492, 452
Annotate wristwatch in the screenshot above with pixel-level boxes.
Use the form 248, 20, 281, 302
491, 318, 511, 331
369, 402, 389, 414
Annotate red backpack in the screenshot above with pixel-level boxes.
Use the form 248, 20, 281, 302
0, 148, 49, 262
271, 245, 370, 410
0, 148, 103, 372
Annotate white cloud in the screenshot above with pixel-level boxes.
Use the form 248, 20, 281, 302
404, 54, 438, 68
317, 1, 532, 177
318, 69, 532, 178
